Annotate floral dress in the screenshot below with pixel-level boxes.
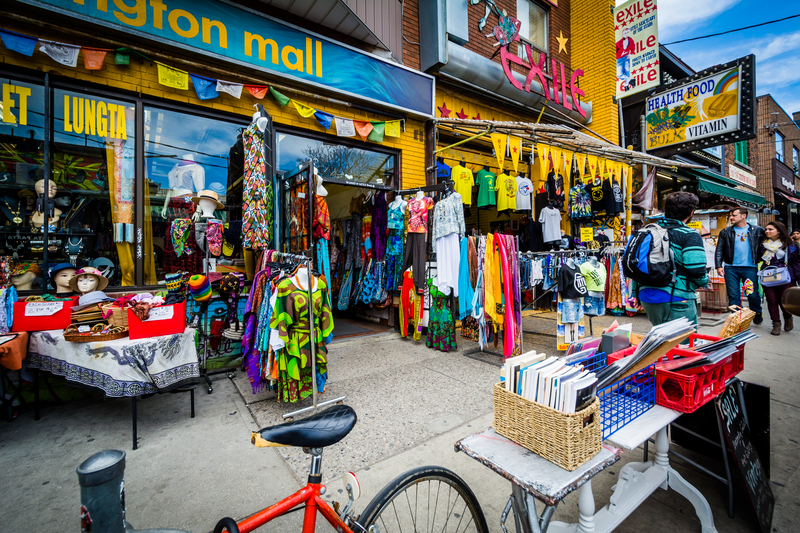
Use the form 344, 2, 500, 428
242, 121, 271, 249
426, 279, 457, 352
270, 276, 334, 402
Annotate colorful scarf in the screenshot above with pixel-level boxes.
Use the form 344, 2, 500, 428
207, 219, 223, 256
171, 218, 192, 257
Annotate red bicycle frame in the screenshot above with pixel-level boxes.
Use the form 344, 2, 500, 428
235, 481, 355, 533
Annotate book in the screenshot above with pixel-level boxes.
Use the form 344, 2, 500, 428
572, 375, 598, 413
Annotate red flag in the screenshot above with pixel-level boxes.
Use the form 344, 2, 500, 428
353, 120, 373, 140
83, 48, 109, 70
245, 85, 268, 99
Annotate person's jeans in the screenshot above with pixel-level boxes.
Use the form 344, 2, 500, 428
762, 282, 792, 323
641, 300, 699, 327
724, 266, 762, 313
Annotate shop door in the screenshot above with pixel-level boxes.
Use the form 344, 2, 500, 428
281, 160, 316, 254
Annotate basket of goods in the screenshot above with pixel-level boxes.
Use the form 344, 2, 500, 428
63, 323, 129, 343
100, 302, 129, 328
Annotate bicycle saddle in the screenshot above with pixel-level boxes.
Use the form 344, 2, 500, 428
251, 404, 357, 448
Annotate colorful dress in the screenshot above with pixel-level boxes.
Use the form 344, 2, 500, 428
426, 279, 457, 352
270, 276, 334, 402
242, 121, 271, 249
386, 202, 405, 290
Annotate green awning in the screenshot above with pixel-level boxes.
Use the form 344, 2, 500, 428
687, 168, 742, 188
697, 178, 766, 206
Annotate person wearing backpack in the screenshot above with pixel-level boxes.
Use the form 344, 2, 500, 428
626, 192, 709, 326
714, 207, 765, 324
757, 221, 800, 335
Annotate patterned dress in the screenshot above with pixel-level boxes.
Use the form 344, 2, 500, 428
242, 121, 271, 250
426, 279, 457, 352
270, 276, 334, 402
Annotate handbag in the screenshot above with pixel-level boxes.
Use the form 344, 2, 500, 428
758, 265, 792, 287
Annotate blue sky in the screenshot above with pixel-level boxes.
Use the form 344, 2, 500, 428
617, 0, 800, 115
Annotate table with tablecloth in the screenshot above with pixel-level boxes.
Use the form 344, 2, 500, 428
27, 327, 200, 398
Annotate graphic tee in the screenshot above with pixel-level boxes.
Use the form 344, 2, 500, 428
558, 263, 588, 300
407, 196, 434, 233
436, 161, 451, 182
539, 206, 562, 243
476, 169, 496, 207
606, 179, 624, 214
568, 185, 592, 219
515, 176, 533, 211
732, 225, 753, 266
495, 173, 517, 211
579, 261, 608, 292
547, 171, 565, 206
584, 177, 608, 212
451, 165, 475, 205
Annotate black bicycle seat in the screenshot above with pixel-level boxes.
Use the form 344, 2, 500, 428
251, 404, 357, 448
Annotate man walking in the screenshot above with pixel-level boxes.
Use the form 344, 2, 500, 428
791, 229, 800, 244
633, 192, 709, 326
715, 207, 765, 324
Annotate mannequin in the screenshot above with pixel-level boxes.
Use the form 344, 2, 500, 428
293, 265, 314, 291
415, 190, 425, 201
191, 189, 225, 219
565, 257, 576, 269
31, 179, 61, 228
11, 271, 36, 290
68, 266, 109, 296
389, 194, 406, 210
162, 154, 205, 217
50, 263, 77, 296
315, 173, 328, 197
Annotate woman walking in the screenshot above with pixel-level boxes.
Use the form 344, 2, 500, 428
758, 221, 800, 335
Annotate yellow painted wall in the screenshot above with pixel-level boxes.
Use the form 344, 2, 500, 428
0, 22, 427, 188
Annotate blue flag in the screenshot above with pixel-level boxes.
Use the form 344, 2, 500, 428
189, 73, 219, 100
0, 29, 38, 57
314, 110, 334, 129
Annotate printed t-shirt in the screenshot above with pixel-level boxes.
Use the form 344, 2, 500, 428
436, 161, 451, 182
606, 179, 624, 214
547, 171, 564, 204
515, 176, 533, 211
407, 196, 434, 233
538, 206, 562, 243
584, 177, 607, 212
579, 261, 607, 292
495, 173, 517, 211
558, 264, 588, 300
476, 169, 496, 207
732, 225, 753, 266
451, 165, 475, 205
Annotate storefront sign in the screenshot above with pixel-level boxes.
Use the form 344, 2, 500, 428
1, 83, 32, 125
645, 55, 756, 157
729, 165, 756, 189
24, 0, 435, 117
687, 221, 702, 230
773, 159, 796, 195
614, 0, 659, 98
62, 94, 128, 139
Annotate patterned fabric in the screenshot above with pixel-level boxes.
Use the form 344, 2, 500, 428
461, 316, 480, 341
387, 201, 406, 230
569, 185, 592, 219
407, 196, 433, 233
361, 214, 373, 263
170, 218, 192, 257
386, 228, 404, 291
431, 192, 465, 250
426, 279, 457, 352
371, 192, 387, 261
313, 195, 331, 240
242, 121, 271, 250
163, 197, 202, 275
270, 277, 334, 403
207, 219, 223, 256
400, 271, 423, 339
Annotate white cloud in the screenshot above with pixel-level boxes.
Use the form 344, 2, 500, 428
653, 0, 741, 41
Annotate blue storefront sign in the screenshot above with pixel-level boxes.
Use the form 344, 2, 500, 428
20, 0, 434, 117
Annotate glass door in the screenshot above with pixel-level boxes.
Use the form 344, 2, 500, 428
281, 160, 315, 255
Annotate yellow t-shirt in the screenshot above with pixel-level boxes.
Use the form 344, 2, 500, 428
451, 165, 475, 205
495, 173, 517, 211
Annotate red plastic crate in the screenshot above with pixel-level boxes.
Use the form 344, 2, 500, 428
127, 301, 187, 340
687, 333, 744, 382
655, 357, 729, 413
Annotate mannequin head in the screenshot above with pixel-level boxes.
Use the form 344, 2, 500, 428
191, 190, 224, 218
11, 271, 37, 290
34, 179, 57, 198
50, 263, 77, 294
415, 191, 425, 200
75, 274, 99, 293
68, 266, 109, 295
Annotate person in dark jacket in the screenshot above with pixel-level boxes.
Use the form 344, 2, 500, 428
715, 207, 766, 324
757, 221, 800, 335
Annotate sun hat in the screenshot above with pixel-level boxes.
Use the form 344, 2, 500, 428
69, 266, 109, 292
11, 262, 42, 277
191, 189, 224, 210
72, 290, 114, 311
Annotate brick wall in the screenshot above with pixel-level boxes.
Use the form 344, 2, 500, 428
402, 0, 421, 71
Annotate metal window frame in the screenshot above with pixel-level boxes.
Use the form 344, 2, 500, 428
516, 0, 550, 64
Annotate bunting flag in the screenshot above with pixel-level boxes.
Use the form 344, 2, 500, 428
292, 100, 316, 118
39, 40, 80, 67
82, 48, 109, 70
490, 133, 507, 169
269, 86, 291, 106
551, 147, 563, 174
216, 80, 243, 99
509, 136, 522, 172
0, 29, 38, 56
314, 110, 333, 129
577, 153, 587, 178
536, 144, 550, 182
384, 120, 401, 138
189, 73, 219, 100
613, 162, 622, 181
114, 48, 130, 65
246, 85, 268, 99
564, 150, 574, 180
587, 155, 598, 181
368, 121, 385, 143
156, 62, 189, 90
335, 117, 355, 137
354, 120, 373, 140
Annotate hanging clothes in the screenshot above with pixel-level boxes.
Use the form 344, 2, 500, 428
386, 201, 406, 291
241, 121, 271, 249
400, 271, 423, 340
458, 237, 476, 320
371, 192, 388, 261
484, 234, 501, 329
426, 279, 457, 352
313, 195, 331, 240
163, 196, 203, 275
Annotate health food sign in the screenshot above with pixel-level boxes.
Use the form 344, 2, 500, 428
614, 0, 659, 99
645, 58, 755, 155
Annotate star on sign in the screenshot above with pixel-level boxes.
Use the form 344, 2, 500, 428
456, 108, 469, 119
438, 102, 451, 118
473, 113, 482, 120
556, 31, 569, 54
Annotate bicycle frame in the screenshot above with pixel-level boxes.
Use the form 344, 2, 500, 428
235, 481, 355, 533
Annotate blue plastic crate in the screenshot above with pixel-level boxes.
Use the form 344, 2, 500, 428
566, 351, 656, 440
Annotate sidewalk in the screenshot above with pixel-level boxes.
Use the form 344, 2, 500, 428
0, 312, 798, 532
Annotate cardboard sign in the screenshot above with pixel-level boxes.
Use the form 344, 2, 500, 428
580, 228, 594, 242
24, 302, 64, 317
145, 306, 175, 322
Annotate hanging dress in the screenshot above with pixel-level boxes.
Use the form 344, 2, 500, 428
241, 121, 271, 250
386, 202, 406, 291
426, 279, 457, 352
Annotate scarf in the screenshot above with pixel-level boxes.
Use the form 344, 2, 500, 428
171, 218, 192, 257
762, 239, 784, 264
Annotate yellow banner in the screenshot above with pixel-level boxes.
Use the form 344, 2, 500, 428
384, 120, 401, 138
156, 62, 188, 90
577, 153, 586, 177
491, 133, 507, 169
509, 136, 522, 172
292, 100, 317, 118
536, 144, 550, 182
587, 155, 598, 178
551, 147, 562, 174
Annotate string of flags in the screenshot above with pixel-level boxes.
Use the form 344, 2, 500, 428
0, 28, 403, 144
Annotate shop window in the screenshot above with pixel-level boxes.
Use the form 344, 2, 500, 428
517, 0, 548, 64
793, 147, 799, 174
144, 106, 246, 283
0, 76, 45, 290
734, 140, 749, 166
776, 131, 784, 163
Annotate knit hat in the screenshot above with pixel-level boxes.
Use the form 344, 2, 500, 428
11, 262, 42, 277
188, 274, 212, 302
165, 271, 190, 296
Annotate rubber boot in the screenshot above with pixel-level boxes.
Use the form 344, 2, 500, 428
771, 322, 782, 336
785, 315, 794, 332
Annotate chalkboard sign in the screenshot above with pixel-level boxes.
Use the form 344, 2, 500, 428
716, 383, 774, 533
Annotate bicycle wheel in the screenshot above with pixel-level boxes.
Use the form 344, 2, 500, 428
357, 466, 488, 533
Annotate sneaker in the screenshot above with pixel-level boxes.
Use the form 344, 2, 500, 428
753, 312, 763, 325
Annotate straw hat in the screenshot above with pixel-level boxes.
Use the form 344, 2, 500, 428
69, 266, 109, 291
191, 190, 224, 210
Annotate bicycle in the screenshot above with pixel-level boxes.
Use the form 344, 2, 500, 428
213, 400, 489, 533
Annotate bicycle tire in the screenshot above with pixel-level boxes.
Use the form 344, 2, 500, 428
356, 466, 489, 533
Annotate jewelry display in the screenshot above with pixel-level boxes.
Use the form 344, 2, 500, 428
1, 196, 24, 224
65, 236, 85, 266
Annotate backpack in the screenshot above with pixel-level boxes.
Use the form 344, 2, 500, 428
622, 223, 677, 288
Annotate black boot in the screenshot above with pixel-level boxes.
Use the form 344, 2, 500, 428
785, 315, 794, 332
771, 322, 781, 336
753, 312, 763, 325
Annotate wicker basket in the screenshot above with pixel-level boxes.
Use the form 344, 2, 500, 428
64, 330, 129, 343
492, 383, 602, 471
101, 303, 129, 328
719, 305, 756, 338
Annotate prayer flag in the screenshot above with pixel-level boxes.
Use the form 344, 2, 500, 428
246, 85, 268, 99
269, 86, 291, 106
216, 80, 243, 99
82, 48, 108, 70
490, 133, 506, 169
292, 100, 316, 118
190, 73, 219, 100
39, 40, 80, 67
114, 48, 130, 65
0, 29, 37, 57
551, 147, 562, 174
354, 120, 373, 140
509, 136, 522, 172
384, 120, 401, 138
368, 121, 385, 143
156, 62, 189, 90
335, 117, 355, 137
314, 110, 334, 129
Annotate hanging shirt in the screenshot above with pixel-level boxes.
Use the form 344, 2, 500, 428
569, 185, 592, 219
515, 176, 533, 211
407, 196, 434, 233
476, 169, 496, 208
495, 173, 517, 211
584, 176, 606, 212
606, 179, 624, 214
579, 261, 607, 292
539, 206, 562, 243
387, 201, 406, 230
546, 171, 564, 205
558, 263, 588, 300
451, 165, 475, 205
436, 161, 452, 182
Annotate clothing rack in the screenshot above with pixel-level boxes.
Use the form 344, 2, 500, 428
395, 180, 454, 196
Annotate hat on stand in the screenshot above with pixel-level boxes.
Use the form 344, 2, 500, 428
191, 190, 224, 210
69, 266, 109, 291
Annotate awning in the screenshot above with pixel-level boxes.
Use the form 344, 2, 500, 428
778, 192, 800, 204
687, 168, 743, 188
697, 178, 766, 206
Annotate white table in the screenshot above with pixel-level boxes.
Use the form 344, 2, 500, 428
456, 406, 717, 533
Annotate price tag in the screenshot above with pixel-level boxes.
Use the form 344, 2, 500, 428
688, 221, 702, 230
24, 302, 64, 317
78, 325, 91, 333
145, 306, 175, 322
580, 228, 594, 242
